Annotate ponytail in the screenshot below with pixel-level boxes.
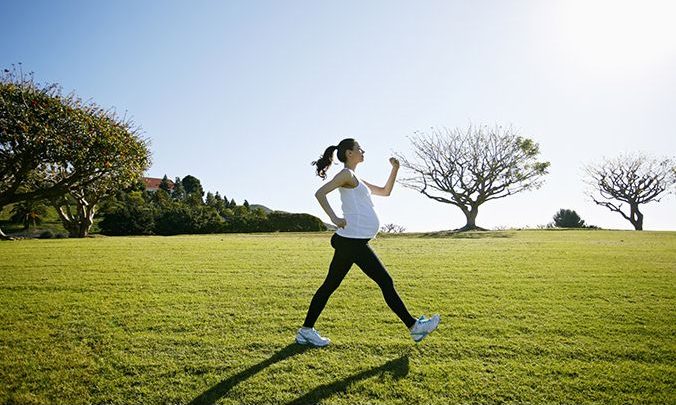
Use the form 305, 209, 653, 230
311, 138, 356, 180
312, 145, 338, 179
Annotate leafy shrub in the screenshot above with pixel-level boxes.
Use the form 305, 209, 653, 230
99, 191, 156, 236
155, 204, 222, 235
552, 209, 586, 228
267, 212, 327, 232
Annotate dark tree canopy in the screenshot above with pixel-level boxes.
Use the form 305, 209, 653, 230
585, 154, 675, 230
552, 209, 586, 228
396, 124, 550, 231
182, 175, 204, 196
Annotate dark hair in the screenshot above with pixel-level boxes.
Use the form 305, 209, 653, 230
311, 138, 357, 179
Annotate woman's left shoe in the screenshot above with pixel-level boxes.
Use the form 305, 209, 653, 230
296, 327, 331, 347
410, 314, 441, 342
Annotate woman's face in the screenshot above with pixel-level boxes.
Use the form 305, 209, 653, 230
348, 142, 365, 163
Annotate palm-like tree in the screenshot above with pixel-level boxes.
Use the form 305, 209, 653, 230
10, 200, 49, 230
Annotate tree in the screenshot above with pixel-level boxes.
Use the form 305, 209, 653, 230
552, 209, 586, 228
212, 192, 227, 216
159, 175, 173, 193
46, 103, 149, 237
98, 191, 156, 236
150, 188, 172, 209
171, 177, 185, 200
205, 192, 216, 207
396, 125, 550, 231
10, 199, 49, 230
585, 154, 675, 230
381, 223, 406, 233
182, 175, 204, 196
0, 67, 88, 239
0, 65, 150, 238
182, 175, 204, 206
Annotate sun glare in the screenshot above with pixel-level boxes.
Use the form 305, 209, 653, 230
555, 0, 676, 76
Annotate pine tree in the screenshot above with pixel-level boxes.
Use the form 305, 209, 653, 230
205, 192, 216, 207
172, 177, 186, 200
159, 175, 173, 193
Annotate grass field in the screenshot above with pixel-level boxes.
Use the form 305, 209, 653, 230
0, 230, 674, 404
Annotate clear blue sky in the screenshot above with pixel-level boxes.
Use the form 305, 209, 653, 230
2, 0, 675, 231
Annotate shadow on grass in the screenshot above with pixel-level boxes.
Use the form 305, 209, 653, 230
189, 343, 310, 405
285, 355, 409, 405
189, 344, 409, 405
420, 230, 515, 239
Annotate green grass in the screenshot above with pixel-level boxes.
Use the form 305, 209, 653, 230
1, 230, 674, 404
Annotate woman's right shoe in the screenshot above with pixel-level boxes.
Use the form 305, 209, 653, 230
410, 314, 441, 342
296, 327, 331, 347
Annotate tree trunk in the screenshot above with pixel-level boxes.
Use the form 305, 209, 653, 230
630, 203, 643, 231
457, 206, 485, 231
55, 198, 96, 238
0, 227, 13, 241
68, 204, 95, 238
0, 204, 11, 240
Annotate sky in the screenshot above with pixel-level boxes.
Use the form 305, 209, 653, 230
2, 0, 675, 231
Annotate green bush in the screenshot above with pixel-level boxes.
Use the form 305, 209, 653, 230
98, 192, 156, 236
38, 230, 54, 239
552, 209, 586, 228
268, 212, 327, 232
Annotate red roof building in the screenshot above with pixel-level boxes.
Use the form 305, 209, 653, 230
144, 177, 174, 192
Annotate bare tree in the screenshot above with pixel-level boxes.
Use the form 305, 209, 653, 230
585, 154, 675, 230
395, 125, 550, 231
380, 223, 406, 233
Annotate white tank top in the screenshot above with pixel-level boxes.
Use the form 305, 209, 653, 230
336, 169, 380, 239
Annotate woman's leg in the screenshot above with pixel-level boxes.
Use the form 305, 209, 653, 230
302, 236, 354, 328
354, 243, 417, 329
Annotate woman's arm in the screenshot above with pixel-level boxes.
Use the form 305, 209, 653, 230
364, 158, 400, 197
315, 169, 355, 228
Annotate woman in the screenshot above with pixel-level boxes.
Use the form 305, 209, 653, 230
296, 138, 440, 347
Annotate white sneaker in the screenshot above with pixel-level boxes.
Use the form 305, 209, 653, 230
410, 314, 440, 343
296, 327, 331, 347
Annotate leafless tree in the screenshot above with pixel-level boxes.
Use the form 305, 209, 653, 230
395, 125, 550, 231
585, 154, 675, 230
380, 223, 406, 233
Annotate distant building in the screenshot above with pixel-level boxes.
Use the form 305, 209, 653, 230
143, 177, 174, 192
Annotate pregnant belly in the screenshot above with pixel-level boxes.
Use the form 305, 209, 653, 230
344, 211, 380, 236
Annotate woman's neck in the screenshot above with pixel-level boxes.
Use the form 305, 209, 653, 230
344, 162, 358, 171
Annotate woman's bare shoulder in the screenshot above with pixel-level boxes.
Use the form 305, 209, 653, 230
334, 168, 358, 188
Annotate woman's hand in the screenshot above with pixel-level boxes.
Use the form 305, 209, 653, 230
332, 217, 347, 228
389, 157, 400, 169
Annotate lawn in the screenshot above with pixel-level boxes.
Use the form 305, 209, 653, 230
0, 230, 674, 404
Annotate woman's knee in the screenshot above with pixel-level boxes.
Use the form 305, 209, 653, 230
318, 279, 341, 295
376, 272, 395, 291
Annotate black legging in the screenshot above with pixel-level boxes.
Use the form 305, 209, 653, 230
303, 233, 416, 329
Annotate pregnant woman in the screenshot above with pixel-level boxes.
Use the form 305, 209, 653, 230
296, 138, 440, 347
